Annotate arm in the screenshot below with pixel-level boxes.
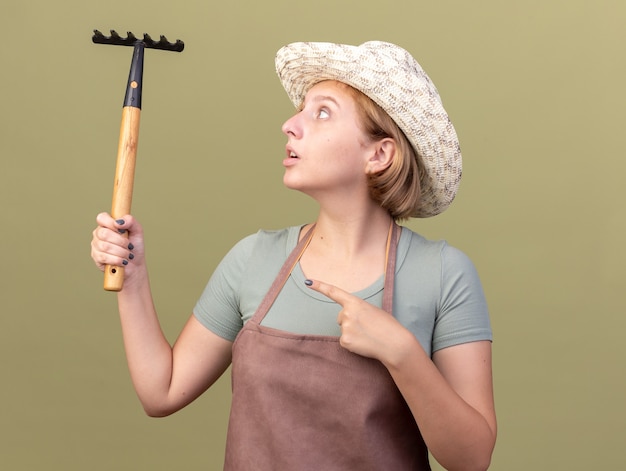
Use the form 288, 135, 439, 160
307, 280, 496, 471
386, 334, 496, 471
91, 213, 232, 417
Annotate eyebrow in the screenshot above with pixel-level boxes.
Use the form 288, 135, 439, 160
299, 94, 340, 111
312, 95, 339, 105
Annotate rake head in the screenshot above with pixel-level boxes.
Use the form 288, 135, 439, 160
92, 29, 184, 52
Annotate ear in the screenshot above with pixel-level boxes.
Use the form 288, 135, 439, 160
366, 138, 396, 174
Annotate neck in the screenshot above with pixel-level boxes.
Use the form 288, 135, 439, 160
308, 204, 394, 256
298, 204, 395, 292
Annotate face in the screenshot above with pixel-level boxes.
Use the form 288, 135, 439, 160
281, 80, 376, 199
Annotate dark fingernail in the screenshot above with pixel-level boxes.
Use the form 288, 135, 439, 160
128, 243, 134, 250
122, 259, 128, 266
304, 279, 313, 286
116, 219, 125, 225
118, 229, 127, 234
128, 253, 134, 260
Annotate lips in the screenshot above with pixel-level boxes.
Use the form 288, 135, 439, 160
286, 145, 299, 159
283, 146, 300, 167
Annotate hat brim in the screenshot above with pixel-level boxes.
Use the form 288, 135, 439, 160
275, 41, 462, 218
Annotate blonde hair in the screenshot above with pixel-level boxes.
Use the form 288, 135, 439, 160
342, 84, 423, 220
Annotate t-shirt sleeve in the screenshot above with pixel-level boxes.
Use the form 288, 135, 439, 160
192, 234, 258, 342
432, 244, 492, 352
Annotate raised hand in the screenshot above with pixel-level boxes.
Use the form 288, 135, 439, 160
90, 212, 145, 284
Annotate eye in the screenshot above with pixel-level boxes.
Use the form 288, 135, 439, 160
316, 108, 330, 119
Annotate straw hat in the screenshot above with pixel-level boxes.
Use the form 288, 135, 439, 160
275, 41, 462, 218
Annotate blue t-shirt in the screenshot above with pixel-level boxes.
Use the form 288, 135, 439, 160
193, 225, 492, 355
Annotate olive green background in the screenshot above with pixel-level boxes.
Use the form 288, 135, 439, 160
1, 0, 624, 469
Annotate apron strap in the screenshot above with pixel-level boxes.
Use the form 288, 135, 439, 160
251, 224, 316, 323
382, 221, 400, 314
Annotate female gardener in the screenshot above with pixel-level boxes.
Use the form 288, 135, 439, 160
91, 41, 496, 470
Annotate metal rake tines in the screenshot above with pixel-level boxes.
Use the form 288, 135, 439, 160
92, 30, 184, 52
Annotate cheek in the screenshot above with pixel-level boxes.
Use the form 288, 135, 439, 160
322, 133, 361, 154
335, 138, 369, 166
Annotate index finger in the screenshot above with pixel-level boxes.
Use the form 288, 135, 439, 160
305, 279, 356, 306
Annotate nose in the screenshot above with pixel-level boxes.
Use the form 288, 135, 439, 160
281, 111, 302, 138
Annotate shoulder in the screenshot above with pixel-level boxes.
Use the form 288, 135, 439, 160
400, 227, 446, 252
393, 226, 491, 353
399, 226, 478, 275
193, 225, 302, 340
223, 226, 299, 264
397, 226, 446, 274
224, 225, 303, 290
248, 226, 299, 257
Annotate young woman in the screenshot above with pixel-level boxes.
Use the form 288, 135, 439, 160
91, 41, 496, 470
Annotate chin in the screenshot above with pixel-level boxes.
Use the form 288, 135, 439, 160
282, 178, 316, 200
282, 174, 301, 190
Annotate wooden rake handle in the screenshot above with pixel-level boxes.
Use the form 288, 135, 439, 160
104, 106, 141, 291
103, 42, 145, 291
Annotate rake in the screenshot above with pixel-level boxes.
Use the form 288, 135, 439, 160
92, 29, 184, 291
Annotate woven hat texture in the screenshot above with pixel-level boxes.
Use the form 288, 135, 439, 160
275, 41, 462, 218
